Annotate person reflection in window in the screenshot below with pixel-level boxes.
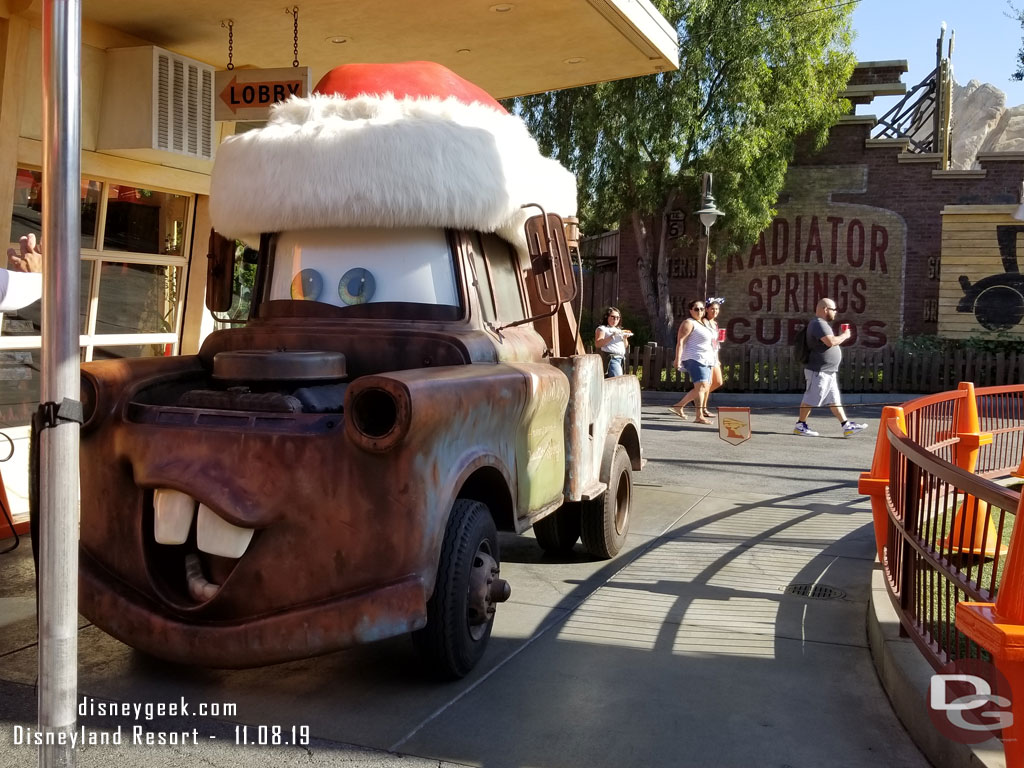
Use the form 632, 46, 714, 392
1, 233, 43, 311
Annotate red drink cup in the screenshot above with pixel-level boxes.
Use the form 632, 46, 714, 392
841, 323, 851, 333
717, 329, 727, 342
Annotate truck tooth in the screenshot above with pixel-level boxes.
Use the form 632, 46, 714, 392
154, 489, 196, 545
196, 504, 254, 559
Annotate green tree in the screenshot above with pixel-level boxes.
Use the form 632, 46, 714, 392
506, 0, 855, 346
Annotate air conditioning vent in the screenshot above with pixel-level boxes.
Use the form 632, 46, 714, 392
99, 46, 215, 162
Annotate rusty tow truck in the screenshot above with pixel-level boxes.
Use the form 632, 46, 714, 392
76, 61, 643, 678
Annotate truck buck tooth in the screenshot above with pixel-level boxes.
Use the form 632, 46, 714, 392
196, 504, 254, 559
154, 489, 196, 545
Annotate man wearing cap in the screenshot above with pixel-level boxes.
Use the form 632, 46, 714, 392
794, 297, 867, 438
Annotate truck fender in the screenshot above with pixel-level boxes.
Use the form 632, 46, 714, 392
599, 417, 642, 480
420, 452, 515, 598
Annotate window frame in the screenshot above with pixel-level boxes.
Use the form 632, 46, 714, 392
1, 167, 193, 361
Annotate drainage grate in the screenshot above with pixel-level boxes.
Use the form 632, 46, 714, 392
784, 583, 845, 600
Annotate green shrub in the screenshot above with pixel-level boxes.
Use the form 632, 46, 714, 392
896, 334, 1024, 356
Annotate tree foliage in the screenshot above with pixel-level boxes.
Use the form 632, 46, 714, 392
506, 0, 855, 344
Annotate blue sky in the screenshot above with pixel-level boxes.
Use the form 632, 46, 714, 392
851, 0, 1024, 108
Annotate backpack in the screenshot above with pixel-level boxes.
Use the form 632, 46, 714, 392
793, 322, 812, 365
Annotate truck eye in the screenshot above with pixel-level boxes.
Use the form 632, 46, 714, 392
290, 269, 323, 300
338, 267, 375, 305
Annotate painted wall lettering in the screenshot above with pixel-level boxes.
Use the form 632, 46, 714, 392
717, 165, 905, 349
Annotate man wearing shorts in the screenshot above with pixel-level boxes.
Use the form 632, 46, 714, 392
794, 298, 867, 438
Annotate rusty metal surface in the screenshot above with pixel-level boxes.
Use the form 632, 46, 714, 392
551, 355, 642, 502
78, 350, 558, 664
78, 550, 427, 668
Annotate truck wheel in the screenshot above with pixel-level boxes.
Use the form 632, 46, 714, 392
413, 499, 508, 679
533, 503, 581, 554
581, 446, 631, 559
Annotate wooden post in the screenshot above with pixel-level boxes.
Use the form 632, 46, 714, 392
641, 343, 653, 390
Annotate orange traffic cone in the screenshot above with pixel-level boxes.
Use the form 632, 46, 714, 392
942, 495, 1008, 557
859, 405, 906, 561
944, 382, 1000, 557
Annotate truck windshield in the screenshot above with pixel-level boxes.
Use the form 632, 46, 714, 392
268, 227, 460, 316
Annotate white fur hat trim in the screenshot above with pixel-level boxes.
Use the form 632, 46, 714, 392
209, 93, 577, 249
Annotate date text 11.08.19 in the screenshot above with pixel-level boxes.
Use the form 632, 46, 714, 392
234, 725, 310, 746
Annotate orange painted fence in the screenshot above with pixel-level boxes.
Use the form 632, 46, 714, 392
860, 382, 1024, 765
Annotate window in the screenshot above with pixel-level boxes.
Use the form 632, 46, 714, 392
479, 233, 526, 322
267, 227, 460, 317
0, 169, 192, 425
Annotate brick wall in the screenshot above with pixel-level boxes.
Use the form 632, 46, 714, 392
613, 120, 1024, 350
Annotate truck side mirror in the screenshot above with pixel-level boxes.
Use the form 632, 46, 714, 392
206, 229, 236, 313
523, 211, 577, 306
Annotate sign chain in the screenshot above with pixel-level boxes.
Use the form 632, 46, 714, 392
289, 6, 300, 67
221, 19, 234, 71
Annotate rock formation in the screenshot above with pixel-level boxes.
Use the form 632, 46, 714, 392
951, 79, 1024, 168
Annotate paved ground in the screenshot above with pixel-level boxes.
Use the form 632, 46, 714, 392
0, 395, 930, 767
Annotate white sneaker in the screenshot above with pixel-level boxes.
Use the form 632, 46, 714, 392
793, 422, 819, 437
843, 421, 868, 438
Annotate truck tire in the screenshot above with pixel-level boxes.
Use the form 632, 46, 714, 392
533, 503, 581, 554
581, 445, 631, 559
413, 499, 501, 678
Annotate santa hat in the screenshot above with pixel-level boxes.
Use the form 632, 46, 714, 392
209, 61, 577, 249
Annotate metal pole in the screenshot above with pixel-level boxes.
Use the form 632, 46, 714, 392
38, 1, 81, 767
700, 232, 709, 302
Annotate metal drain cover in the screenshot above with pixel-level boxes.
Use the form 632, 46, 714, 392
784, 583, 845, 600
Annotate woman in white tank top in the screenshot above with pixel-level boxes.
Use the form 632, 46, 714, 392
668, 300, 716, 425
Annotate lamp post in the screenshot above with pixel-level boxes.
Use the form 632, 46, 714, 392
695, 172, 725, 301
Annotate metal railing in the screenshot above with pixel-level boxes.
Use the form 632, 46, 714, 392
863, 383, 1024, 668
860, 383, 1024, 764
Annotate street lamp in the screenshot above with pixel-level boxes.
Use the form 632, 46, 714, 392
695, 172, 725, 300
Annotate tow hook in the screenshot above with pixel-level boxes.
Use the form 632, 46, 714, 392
468, 550, 511, 626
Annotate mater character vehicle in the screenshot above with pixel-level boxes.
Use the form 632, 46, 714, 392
77, 62, 642, 678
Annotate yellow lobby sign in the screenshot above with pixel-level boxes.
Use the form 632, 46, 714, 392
215, 67, 311, 122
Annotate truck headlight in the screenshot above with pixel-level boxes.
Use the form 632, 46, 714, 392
80, 372, 99, 432
345, 380, 411, 452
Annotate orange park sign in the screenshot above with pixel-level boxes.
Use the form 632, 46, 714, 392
215, 67, 311, 122
718, 407, 752, 445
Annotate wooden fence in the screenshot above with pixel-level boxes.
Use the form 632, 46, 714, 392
624, 344, 1024, 393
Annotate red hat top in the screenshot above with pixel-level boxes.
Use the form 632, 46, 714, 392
313, 61, 507, 114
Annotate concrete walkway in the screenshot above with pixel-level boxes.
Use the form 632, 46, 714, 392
0, 397, 933, 767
